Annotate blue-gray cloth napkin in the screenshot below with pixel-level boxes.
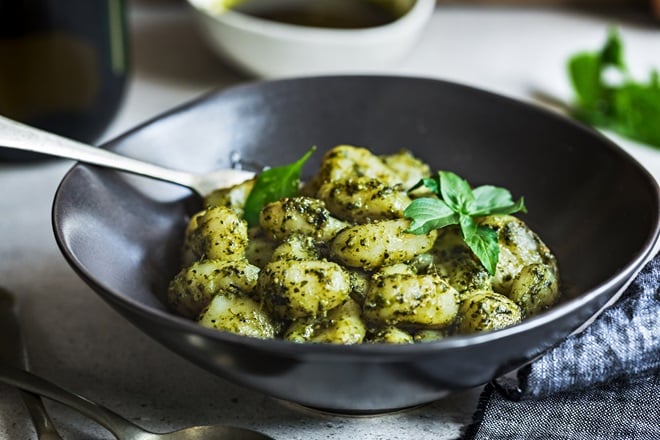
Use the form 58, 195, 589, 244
463, 252, 660, 440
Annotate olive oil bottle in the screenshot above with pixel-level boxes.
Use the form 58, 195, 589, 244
0, 0, 129, 160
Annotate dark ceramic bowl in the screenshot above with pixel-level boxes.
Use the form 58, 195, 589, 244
52, 76, 660, 413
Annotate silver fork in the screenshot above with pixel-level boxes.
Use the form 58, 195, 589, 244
0, 115, 256, 197
0, 288, 63, 440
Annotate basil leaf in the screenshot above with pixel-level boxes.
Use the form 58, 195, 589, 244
404, 170, 525, 275
459, 214, 477, 239
568, 27, 624, 112
470, 185, 527, 216
600, 27, 625, 69
439, 171, 474, 213
610, 74, 660, 147
567, 28, 660, 149
404, 198, 459, 234
568, 52, 604, 111
243, 147, 315, 227
488, 197, 527, 216
464, 225, 500, 276
409, 176, 440, 194
470, 185, 512, 213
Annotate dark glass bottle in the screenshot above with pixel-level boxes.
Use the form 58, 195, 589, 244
0, 0, 129, 160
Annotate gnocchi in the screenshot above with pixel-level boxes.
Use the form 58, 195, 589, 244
167, 145, 561, 343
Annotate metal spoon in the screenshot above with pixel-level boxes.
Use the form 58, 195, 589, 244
0, 116, 256, 197
0, 288, 63, 440
0, 362, 274, 440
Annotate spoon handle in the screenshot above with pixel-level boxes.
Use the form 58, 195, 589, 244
19, 392, 63, 440
0, 115, 197, 191
0, 288, 64, 439
0, 362, 151, 440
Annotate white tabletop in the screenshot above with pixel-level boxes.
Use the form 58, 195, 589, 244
1, 2, 658, 439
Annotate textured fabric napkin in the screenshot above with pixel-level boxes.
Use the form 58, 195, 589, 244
463, 252, 660, 440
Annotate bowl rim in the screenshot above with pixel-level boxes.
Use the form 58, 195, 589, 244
186, 0, 436, 42
53, 74, 660, 360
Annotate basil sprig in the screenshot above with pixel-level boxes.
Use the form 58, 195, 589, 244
243, 147, 315, 227
568, 27, 660, 148
404, 171, 526, 275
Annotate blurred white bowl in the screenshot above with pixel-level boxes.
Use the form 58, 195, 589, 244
187, 0, 435, 78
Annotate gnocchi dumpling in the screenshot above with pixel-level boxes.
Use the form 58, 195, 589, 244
258, 259, 351, 319
203, 177, 256, 213
167, 259, 260, 318
509, 263, 560, 317
380, 149, 432, 189
331, 219, 437, 270
244, 227, 278, 269
270, 233, 322, 262
259, 196, 348, 242
478, 214, 557, 295
187, 206, 248, 261
363, 271, 459, 328
457, 290, 522, 334
284, 299, 366, 344
367, 326, 415, 344
304, 144, 403, 195
317, 177, 411, 223
430, 226, 494, 295
198, 293, 276, 339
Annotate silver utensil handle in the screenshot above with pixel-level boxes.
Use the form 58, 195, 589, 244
0, 115, 196, 189
20, 391, 62, 440
0, 363, 151, 440
0, 288, 63, 439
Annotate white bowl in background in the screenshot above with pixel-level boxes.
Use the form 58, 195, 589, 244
187, 0, 435, 78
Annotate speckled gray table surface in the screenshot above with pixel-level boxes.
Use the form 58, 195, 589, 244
1, 2, 658, 439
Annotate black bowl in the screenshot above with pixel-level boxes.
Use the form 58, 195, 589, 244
52, 76, 660, 413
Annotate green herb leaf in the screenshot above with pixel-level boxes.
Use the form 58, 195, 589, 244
567, 27, 660, 148
404, 198, 459, 234
568, 52, 604, 112
439, 171, 474, 213
409, 176, 440, 194
470, 185, 527, 216
609, 73, 660, 147
404, 171, 526, 275
459, 214, 477, 239
243, 147, 315, 227
464, 226, 500, 276
599, 27, 625, 68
